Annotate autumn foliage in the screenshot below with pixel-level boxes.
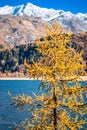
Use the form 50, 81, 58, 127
9, 23, 87, 130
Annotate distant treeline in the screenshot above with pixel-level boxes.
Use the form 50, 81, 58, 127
0, 39, 87, 73
0, 44, 40, 73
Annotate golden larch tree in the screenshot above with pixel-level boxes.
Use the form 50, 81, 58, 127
9, 22, 87, 130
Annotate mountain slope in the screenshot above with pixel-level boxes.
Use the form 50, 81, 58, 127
0, 15, 45, 48
0, 2, 87, 33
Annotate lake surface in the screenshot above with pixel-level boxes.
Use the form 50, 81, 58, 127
0, 80, 41, 130
0, 80, 87, 130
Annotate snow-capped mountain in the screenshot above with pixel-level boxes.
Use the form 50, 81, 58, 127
0, 2, 87, 33
0, 3, 65, 20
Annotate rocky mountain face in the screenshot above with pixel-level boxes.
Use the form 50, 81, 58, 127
0, 2, 87, 49
0, 15, 45, 49
0, 2, 87, 33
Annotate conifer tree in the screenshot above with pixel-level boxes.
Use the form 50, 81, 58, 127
10, 23, 87, 130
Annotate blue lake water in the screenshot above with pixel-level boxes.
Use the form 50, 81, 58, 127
0, 80, 41, 130
0, 80, 87, 130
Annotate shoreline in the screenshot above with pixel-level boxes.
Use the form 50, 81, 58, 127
0, 77, 42, 80
79, 76, 87, 81
0, 76, 87, 81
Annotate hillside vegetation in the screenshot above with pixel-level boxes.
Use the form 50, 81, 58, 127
0, 44, 40, 77
0, 32, 87, 77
